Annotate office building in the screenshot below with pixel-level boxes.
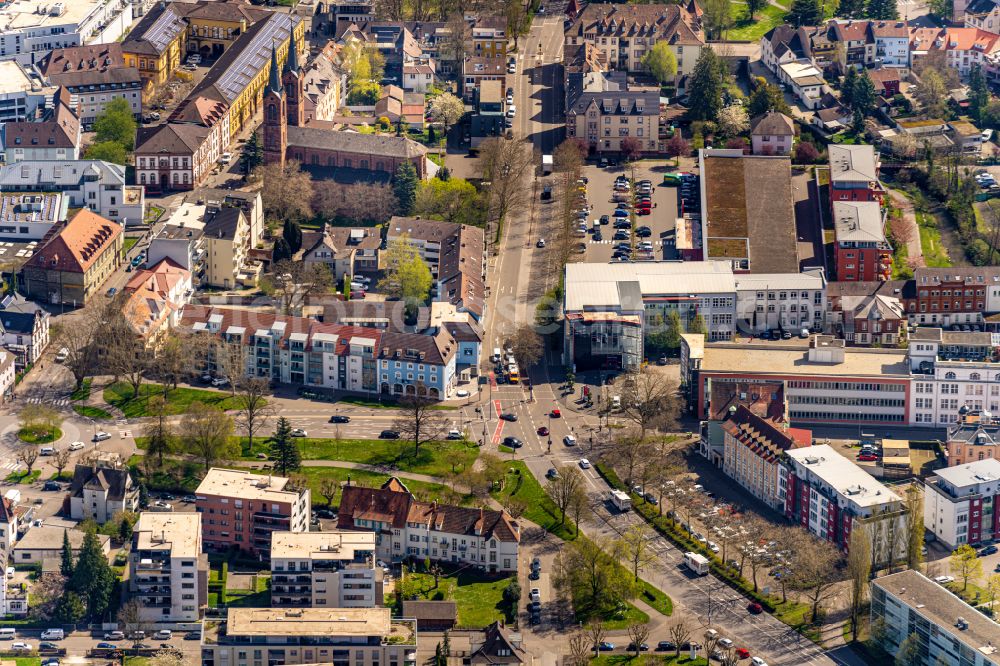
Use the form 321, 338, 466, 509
128, 512, 208, 622
38, 44, 145, 128
0, 0, 133, 65
195, 468, 311, 557
923, 458, 1000, 549
270, 530, 379, 608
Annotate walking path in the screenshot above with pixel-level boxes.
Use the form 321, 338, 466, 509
887, 188, 925, 268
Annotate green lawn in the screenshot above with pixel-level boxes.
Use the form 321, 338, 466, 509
5, 470, 41, 484
402, 569, 516, 628
338, 395, 456, 410
123, 237, 140, 253
11, 659, 43, 666
17, 426, 61, 444
225, 573, 271, 607
70, 378, 92, 401
105, 382, 244, 417
637, 579, 673, 616
73, 404, 113, 420
489, 461, 576, 541
917, 211, 952, 267
726, 4, 786, 41
243, 437, 479, 477
591, 657, 708, 666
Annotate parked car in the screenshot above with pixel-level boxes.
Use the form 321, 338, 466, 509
104, 631, 125, 641
579, 458, 591, 469
546, 468, 558, 479
379, 430, 400, 439
563, 435, 577, 446
594, 642, 615, 652
980, 545, 998, 556
627, 643, 649, 652
97, 642, 118, 649
537, 426, 549, 436
291, 428, 307, 437
934, 575, 955, 584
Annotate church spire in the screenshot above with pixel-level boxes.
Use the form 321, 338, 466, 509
267, 42, 283, 96
285, 28, 300, 76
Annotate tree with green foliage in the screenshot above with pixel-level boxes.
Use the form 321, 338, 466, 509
688, 313, 707, 335
747, 77, 791, 118
415, 177, 486, 227
849, 72, 878, 118
93, 97, 137, 151
970, 65, 990, 124
394, 162, 419, 215
788, 0, 822, 25
702, 0, 733, 39
866, 0, 898, 18
950, 544, 983, 591
269, 417, 302, 476
894, 633, 921, 666
53, 590, 86, 623
916, 68, 949, 119
70, 530, 115, 620
378, 235, 432, 306
180, 401, 236, 473
240, 130, 264, 178
119, 515, 134, 542
283, 219, 303, 254
745, 0, 767, 19
83, 140, 128, 164
428, 92, 465, 142
641, 42, 678, 85
687, 49, 728, 122
928, 0, 953, 17
842, 67, 858, 108
838, 0, 866, 17
138, 482, 149, 509
60, 529, 74, 577
272, 237, 292, 263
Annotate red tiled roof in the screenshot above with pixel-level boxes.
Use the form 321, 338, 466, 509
25, 209, 121, 274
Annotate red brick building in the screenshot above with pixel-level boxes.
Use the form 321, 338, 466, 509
833, 200, 891, 282
195, 468, 310, 556
902, 267, 1000, 326
829, 144, 883, 209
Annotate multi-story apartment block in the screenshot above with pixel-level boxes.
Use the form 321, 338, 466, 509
565, 3, 704, 79
871, 21, 910, 67
0, 0, 133, 65
721, 406, 810, 511
783, 445, 907, 566
946, 410, 1000, 465
908, 328, 1000, 425
829, 144, 883, 208
471, 16, 507, 59
69, 462, 138, 523
0, 192, 68, 241
195, 468, 311, 557
1, 93, 80, 163
732, 272, 827, 335
872, 569, 1000, 666
924, 458, 1000, 549
270, 530, 379, 608
565, 71, 660, 154
38, 44, 145, 128
0, 62, 56, 125
829, 20, 876, 67
0, 160, 144, 226
839, 293, 905, 346
201, 607, 417, 666
128, 512, 208, 622
203, 206, 259, 289
182, 306, 459, 399
902, 266, 1000, 326
122, 258, 193, 349
833, 201, 892, 282
338, 478, 520, 573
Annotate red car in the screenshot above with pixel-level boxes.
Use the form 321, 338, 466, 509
736, 648, 750, 659
550, 408, 561, 418
636, 207, 651, 216
858, 453, 878, 462
537, 426, 549, 436
747, 602, 763, 614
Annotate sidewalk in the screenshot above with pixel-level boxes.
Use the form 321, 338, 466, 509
887, 188, 924, 268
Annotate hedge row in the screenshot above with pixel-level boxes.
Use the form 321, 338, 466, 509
593, 463, 778, 613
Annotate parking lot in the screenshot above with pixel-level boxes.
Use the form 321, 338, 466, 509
576, 162, 683, 264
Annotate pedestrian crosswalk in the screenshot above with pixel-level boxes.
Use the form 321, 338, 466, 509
24, 397, 68, 407
0, 459, 21, 472
119, 430, 132, 438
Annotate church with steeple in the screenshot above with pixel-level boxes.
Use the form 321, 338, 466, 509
260, 29, 433, 179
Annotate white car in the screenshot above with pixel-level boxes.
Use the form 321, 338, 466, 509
579, 458, 591, 469
291, 428, 307, 437
529, 587, 541, 602
68, 441, 85, 451
154, 629, 172, 640
6, 566, 13, 578
455, 389, 470, 398
563, 435, 577, 446
506, 105, 516, 118
717, 638, 733, 649
218, 152, 233, 165
211, 377, 229, 387
153, 500, 173, 510
55, 347, 69, 362
751, 658, 768, 666
104, 630, 125, 640
708, 541, 720, 553
934, 575, 955, 584
11, 643, 32, 652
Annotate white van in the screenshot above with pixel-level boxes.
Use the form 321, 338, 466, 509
40, 629, 64, 640
0, 628, 15, 640
39, 447, 54, 456
492, 348, 502, 362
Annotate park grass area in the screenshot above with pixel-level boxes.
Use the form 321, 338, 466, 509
17, 426, 61, 443
242, 437, 478, 478
225, 573, 271, 607
73, 404, 113, 420
726, 4, 786, 41
917, 211, 952, 267
124, 658, 149, 666
402, 569, 516, 628
489, 461, 577, 541
70, 378, 92, 401
48, 471, 73, 482
9, 659, 43, 666
4, 470, 40, 484
105, 382, 244, 417
637, 580, 673, 616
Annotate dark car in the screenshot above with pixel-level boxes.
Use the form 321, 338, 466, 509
528, 611, 541, 625
503, 436, 523, 448
656, 641, 676, 651
627, 643, 649, 652
593, 231, 603, 242
329, 415, 351, 423
541, 186, 552, 201
43, 481, 62, 491
546, 468, 559, 479
39, 642, 58, 650
747, 602, 764, 614
600, 215, 610, 225
594, 642, 615, 652
981, 545, 999, 555
643, 492, 658, 505
97, 642, 117, 649
529, 569, 540, 580
635, 226, 652, 237
316, 509, 336, 519
379, 430, 400, 439
500, 413, 518, 422
613, 231, 630, 241
537, 426, 549, 436
527, 601, 541, 612
614, 219, 631, 229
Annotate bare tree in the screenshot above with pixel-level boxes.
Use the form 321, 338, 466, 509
441, 12, 471, 65
15, 445, 39, 475
180, 402, 236, 472
618, 370, 681, 438
617, 524, 656, 583
567, 631, 590, 666
151, 332, 206, 394
545, 465, 584, 526
668, 620, 691, 658
259, 160, 314, 221
265, 260, 334, 316
392, 392, 448, 456
479, 137, 533, 242
720, 646, 741, 666
234, 377, 275, 454
607, 430, 655, 487
626, 621, 650, 657
847, 525, 873, 642
117, 599, 151, 649
788, 532, 841, 624
508, 325, 543, 374
313, 182, 399, 224
738, 514, 778, 593
148, 651, 185, 666
319, 478, 340, 507
212, 338, 247, 394
568, 484, 588, 536
904, 485, 925, 571
585, 619, 606, 654
52, 447, 72, 480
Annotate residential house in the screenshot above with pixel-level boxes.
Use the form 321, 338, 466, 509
871, 20, 910, 68
946, 409, 1000, 465
811, 103, 852, 133
698, 380, 788, 464
777, 61, 826, 109
0, 294, 51, 369
721, 405, 810, 511
69, 462, 138, 523
0, 160, 144, 226
301, 225, 381, 281
337, 477, 520, 572
564, 3, 704, 78
195, 468, 311, 557
906, 328, 1000, 426
866, 67, 902, 98
403, 61, 436, 93
201, 607, 416, 666
829, 144, 883, 207
122, 258, 193, 348
322, 300, 423, 332
22, 209, 123, 306
749, 111, 795, 155
470, 623, 530, 666
833, 200, 891, 282
759, 25, 814, 73
829, 20, 876, 68
901, 266, 1000, 326
147, 207, 208, 287
470, 79, 505, 147
374, 85, 426, 129
12, 527, 110, 565
462, 56, 507, 102
270, 530, 378, 608
839, 293, 905, 345
38, 44, 145, 128
963, 0, 1000, 36
565, 71, 660, 154
128, 512, 208, 622
783, 445, 907, 566
302, 42, 347, 123
471, 16, 507, 59
0, 497, 18, 556
1, 92, 81, 163
923, 458, 1000, 549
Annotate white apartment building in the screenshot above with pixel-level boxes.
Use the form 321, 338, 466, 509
924, 459, 1000, 549
0, 61, 56, 124
203, 607, 417, 666
783, 445, 907, 566
908, 328, 1000, 426
0, 160, 144, 226
871, 21, 910, 67
128, 512, 206, 623
270, 531, 379, 608
733, 272, 827, 335
872, 569, 1000, 666
0, 0, 133, 65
